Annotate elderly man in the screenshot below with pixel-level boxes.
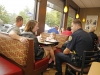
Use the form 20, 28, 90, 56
55, 19, 93, 75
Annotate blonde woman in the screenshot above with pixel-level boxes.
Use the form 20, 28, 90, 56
89, 25, 98, 51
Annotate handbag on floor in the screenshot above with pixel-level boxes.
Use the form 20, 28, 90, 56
36, 47, 44, 60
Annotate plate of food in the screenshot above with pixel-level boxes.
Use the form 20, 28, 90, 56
45, 39, 59, 45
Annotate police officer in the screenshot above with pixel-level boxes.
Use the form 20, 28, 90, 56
55, 19, 93, 75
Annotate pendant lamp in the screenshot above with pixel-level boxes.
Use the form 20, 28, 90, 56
76, 13, 79, 18
64, 6, 68, 13
76, 7, 80, 18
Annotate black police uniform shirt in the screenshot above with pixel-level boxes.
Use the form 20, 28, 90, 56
66, 28, 93, 56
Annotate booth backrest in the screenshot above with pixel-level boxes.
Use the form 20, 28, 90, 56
41, 32, 69, 48
0, 33, 49, 75
0, 33, 29, 66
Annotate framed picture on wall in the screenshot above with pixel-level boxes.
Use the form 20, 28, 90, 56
85, 15, 98, 30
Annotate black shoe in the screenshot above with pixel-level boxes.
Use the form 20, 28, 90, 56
48, 63, 53, 68
48, 61, 54, 68
55, 72, 62, 75
53, 64, 56, 69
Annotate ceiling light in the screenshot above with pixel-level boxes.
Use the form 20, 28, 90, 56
64, 6, 68, 13
76, 13, 79, 18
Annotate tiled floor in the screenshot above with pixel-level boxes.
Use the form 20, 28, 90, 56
43, 63, 66, 75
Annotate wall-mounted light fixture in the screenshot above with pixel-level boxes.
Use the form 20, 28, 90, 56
82, 9, 86, 22
64, 6, 68, 13
82, 18, 85, 22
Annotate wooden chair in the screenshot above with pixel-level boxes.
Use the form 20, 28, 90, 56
65, 50, 100, 75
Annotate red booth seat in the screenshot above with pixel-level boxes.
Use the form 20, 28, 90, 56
0, 56, 22, 75
34, 58, 49, 70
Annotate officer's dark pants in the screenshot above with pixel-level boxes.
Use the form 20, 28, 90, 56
55, 52, 75, 74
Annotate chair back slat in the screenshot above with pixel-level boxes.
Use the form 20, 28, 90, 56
85, 59, 97, 63
85, 55, 98, 58
81, 50, 99, 75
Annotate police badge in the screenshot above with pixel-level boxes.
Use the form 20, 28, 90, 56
68, 36, 72, 41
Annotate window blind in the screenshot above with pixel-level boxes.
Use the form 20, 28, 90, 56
47, 0, 64, 12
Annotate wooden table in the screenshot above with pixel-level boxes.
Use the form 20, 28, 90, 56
88, 62, 100, 75
38, 41, 58, 46
37, 36, 59, 46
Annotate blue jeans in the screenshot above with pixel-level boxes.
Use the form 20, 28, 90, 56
55, 52, 74, 73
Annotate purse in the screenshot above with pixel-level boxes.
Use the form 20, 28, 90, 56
35, 47, 44, 60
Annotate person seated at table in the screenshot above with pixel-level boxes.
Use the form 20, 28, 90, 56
46, 32, 57, 42
61, 27, 72, 36
88, 25, 98, 51
55, 19, 93, 75
48, 26, 59, 34
7, 16, 28, 44
20, 20, 56, 64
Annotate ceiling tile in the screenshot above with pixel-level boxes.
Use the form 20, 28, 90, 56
73, 0, 100, 8
91, 0, 100, 7
73, 0, 85, 8
81, 0, 93, 8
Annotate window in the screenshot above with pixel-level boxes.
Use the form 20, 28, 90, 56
47, 0, 64, 12
45, 1, 63, 32
67, 16, 73, 27
0, 0, 36, 25
67, 7, 76, 27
